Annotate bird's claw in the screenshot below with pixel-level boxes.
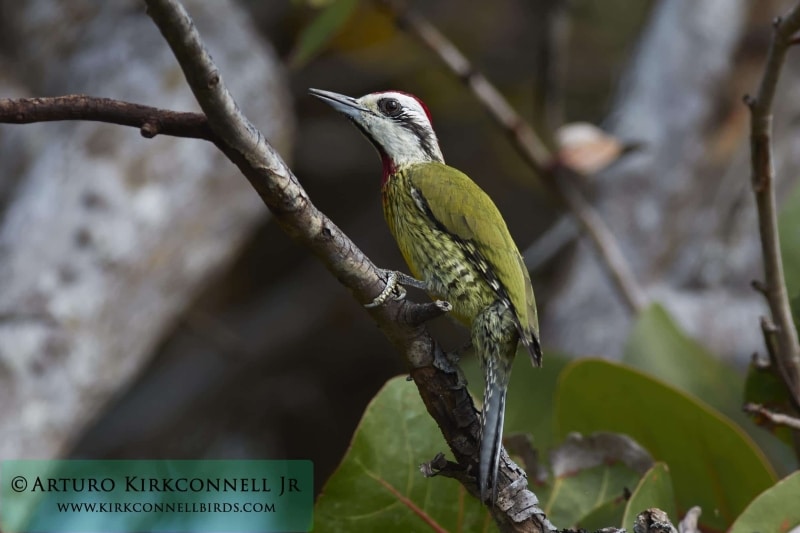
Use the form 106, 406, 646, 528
364, 271, 407, 308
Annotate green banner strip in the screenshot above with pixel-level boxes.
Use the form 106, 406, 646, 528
1, 460, 313, 533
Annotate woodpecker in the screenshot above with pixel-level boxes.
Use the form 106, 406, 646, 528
310, 88, 541, 504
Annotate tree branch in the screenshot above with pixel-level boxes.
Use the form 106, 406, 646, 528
746, 4, 800, 414
0, 95, 214, 140
377, 0, 647, 314
744, 402, 800, 431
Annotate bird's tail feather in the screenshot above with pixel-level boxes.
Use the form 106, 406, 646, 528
479, 366, 509, 504
520, 332, 543, 367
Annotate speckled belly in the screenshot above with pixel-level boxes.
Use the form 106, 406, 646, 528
385, 198, 496, 327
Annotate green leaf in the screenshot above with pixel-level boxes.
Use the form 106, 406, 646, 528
621, 463, 676, 529
537, 432, 650, 528
289, 0, 360, 69
577, 497, 628, 532
780, 182, 800, 342
462, 349, 569, 453
555, 359, 776, 532
792, 294, 800, 336
540, 460, 638, 528
729, 471, 800, 533
623, 303, 795, 474
779, 181, 800, 299
315, 376, 494, 533
623, 304, 742, 411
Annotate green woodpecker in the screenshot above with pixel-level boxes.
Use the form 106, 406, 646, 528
310, 88, 541, 504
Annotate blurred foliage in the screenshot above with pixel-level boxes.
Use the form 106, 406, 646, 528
621, 463, 676, 530
312, 270, 800, 531
780, 182, 800, 336
289, 0, 656, 120
728, 471, 800, 533
314, 376, 493, 533
537, 432, 648, 529
624, 304, 795, 473
315, 375, 646, 532
316, 350, 785, 531
556, 359, 775, 531
780, 182, 800, 298
623, 304, 743, 411
288, 0, 360, 69
539, 454, 637, 529
462, 348, 569, 453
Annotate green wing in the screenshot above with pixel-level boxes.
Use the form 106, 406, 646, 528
406, 162, 540, 359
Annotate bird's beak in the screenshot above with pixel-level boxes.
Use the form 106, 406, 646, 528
309, 88, 368, 120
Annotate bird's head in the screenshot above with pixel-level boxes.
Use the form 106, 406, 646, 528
310, 89, 444, 181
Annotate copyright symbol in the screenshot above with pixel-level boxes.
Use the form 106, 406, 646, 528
11, 476, 27, 492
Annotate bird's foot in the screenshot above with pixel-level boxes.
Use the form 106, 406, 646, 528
393, 270, 428, 290
364, 270, 426, 308
364, 271, 405, 308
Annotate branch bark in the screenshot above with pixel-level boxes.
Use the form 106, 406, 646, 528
0, 96, 214, 140
746, 3, 800, 412
744, 402, 800, 431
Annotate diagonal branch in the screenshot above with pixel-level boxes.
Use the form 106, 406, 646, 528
745, 4, 800, 414
377, 0, 647, 315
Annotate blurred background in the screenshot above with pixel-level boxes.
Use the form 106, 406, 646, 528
1, 0, 799, 496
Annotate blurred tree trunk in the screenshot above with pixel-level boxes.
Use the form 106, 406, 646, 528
0, 0, 293, 458
544, 0, 800, 361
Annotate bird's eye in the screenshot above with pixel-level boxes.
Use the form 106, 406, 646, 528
378, 98, 402, 117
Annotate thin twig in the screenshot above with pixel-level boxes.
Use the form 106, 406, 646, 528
0, 96, 214, 140
746, 5, 800, 414
377, 0, 647, 314
744, 403, 800, 431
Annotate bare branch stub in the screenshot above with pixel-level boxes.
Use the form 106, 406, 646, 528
751, 279, 769, 296
744, 402, 800, 431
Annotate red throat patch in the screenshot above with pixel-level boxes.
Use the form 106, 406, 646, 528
380, 152, 397, 185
